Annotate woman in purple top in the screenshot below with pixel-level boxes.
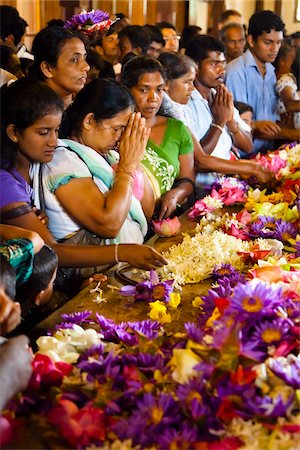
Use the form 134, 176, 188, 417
0, 79, 166, 295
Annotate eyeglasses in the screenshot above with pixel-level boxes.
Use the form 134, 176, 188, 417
164, 35, 181, 41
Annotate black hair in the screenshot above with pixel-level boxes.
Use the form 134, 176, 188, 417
86, 48, 103, 71
119, 25, 151, 55
180, 25, 202, 50
115, 13, 128, 20
185, 35, 225, 65
143, 25, 165, 46
18, 245, 58, 302
234, 101, 254, 116
0, 45, 16, 71
219, 22, 245, 42
61, 78, 134, 138
273, 43, 294, 71
0, 6, 27, 46
292, 47, 300, 90
155, 21, 177, 32
158, 52, 197, 80
0, 254, 16, 300
218, 9, 242, 25
248, 10, 285, 40
121, 55, 166, 89
46, 18, 65, 28
0, 78, 64, 170
29, 26, 87, 81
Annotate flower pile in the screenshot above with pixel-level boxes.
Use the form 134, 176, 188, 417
64, 9, 117, 41
1, 143, 299, 449
2, 266, 299, 449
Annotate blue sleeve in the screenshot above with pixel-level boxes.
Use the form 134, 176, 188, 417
225, 63, 248, 104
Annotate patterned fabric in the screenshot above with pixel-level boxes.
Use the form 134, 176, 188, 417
276, 73, 300, 129
41, 139, 147, 243
141, 118, 193, 198
0, 238, 34, 284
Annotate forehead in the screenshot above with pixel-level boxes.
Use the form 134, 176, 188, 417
205, 51, 225, 61
59, 38, 86, 55
162, 27, 177, 37
225, 27, 245, 39
137, 71, 165, 85
257, 30, 284, 41
103, 33, 118, 42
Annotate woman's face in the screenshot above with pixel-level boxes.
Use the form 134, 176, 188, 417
130, 72, 165, 120
87, 106, 133, 153
11, 111, 62, 163
167, 68, 196, 104
48, 38, 90, 95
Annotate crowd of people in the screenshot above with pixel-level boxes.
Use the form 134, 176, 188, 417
0, 5, 299, 410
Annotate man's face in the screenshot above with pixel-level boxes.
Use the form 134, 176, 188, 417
119, 36, 134, 60
161, 28, 179, 52
147, 41, 163, 59
224, 27, 246, 62
248, 30, 283, 63
197, 51, 226, 88
102, 33, 119, 59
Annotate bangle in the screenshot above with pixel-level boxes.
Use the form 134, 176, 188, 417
116, 169, 135, 179
229, 122, 240, 136
211, 123, 223, 133
114, 243, 119, 264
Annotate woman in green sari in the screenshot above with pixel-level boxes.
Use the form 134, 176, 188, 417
121, 56, 196, 220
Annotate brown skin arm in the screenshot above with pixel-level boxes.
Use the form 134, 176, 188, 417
157, 152, 195, 220
192, 131, 273, 184
1, 202, 167, 270
0, 224, 44, 253
280, 86, 300, 113
55, 176, 134, 239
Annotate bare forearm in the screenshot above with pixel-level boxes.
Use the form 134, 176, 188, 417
200, 125, 223, 155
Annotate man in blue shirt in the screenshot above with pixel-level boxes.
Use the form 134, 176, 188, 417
225, 10, 284, 154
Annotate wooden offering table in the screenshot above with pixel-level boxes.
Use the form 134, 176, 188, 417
28, 213, 211, 344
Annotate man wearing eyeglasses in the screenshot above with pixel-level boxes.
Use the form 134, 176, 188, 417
156, 22, 180, 53
220, 23, 246, 63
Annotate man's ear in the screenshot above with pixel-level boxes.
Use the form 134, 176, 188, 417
33, 290, 44, 306
94, 45, 104, 56
1, 34, 15, 47
247, 35, 254, 48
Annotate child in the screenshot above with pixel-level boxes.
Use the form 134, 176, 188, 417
234, 101, 254, 127
17, 245, 58, 313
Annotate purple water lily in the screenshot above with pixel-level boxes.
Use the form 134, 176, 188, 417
127, 319, 162, 340
120, 270, 174, 303
64, 9, 110, 30
273, 220, 298, 242
268, 356, 300, 389
184, 322, 204, 343
229, 280, 282, 318
60, 310, 92, 324
157, 423, 199, 449
251, 318, 291, 346
244, 393, 295, 419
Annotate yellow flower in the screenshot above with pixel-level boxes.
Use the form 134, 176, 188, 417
192, 296, 204, 308
168, 292, 181, 309
170, 348, 201, 383
148, 301, 171, 323
206, 307, 221, 327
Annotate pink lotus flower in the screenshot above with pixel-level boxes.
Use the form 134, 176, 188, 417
211, 185, 246, 205
29, 354, 73, 389
222, 223, 250, 240
152, 216, 181, 237
188, 200, 216, 218
48, 399, 109, 448
236, 209, 252, 224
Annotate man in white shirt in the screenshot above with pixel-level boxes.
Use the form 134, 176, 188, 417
185, 35, 253, 159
